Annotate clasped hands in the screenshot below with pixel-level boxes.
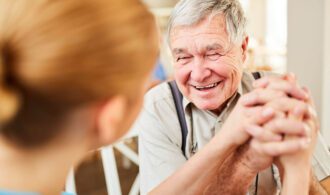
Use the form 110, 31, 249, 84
221, 73, 318, 178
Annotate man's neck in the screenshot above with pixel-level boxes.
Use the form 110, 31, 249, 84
210, 93, 236, 116
211, 103, 227, 116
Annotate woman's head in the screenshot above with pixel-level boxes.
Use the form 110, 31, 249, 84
0, 0, 158, 148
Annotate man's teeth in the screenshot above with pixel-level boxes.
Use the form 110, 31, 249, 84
194, 82, 220, 90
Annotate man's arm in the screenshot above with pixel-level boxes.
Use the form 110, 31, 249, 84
202, 147, 257, 194
150, 131, 271, 195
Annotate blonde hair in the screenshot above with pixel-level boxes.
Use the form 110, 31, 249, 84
0, 0, 158, 146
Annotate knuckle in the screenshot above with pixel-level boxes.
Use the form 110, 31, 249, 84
251, 140, 261, 152
275, 91, 286, 98
239, 93, 254, 105
277, 144, 286, 155
273, 119, 282, 130
269, 146, 280, 156
253, 89, 262, 98
278, 96, 288, 105
263, 132, 274, 141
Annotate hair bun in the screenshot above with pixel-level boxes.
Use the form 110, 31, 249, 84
0, 52, 21, 124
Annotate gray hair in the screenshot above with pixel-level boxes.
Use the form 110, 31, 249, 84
167, 0, 247, 45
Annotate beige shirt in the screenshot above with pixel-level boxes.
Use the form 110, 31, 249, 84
135, 71, 330, 195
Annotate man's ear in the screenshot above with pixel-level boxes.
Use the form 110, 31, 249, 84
96, 95, 126, 146
241, 36, 249, 62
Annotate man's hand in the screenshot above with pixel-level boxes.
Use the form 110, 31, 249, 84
252, 74, 319, 169
245, 91, 319, 194
234, 73, 312, 174
218, 73, 308, 146
246, 74, 327, 194
239, 96, 312, 173
218, 88, 283, 147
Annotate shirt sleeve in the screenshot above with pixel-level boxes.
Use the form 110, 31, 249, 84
312, 132, 330, 180
135, 104, 187, 195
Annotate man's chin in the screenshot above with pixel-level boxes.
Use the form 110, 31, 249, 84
193, 101, 221, 112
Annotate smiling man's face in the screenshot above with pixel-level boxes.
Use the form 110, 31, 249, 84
170, 13, 248, 113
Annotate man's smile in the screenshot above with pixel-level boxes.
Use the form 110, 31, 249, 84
190, 81, 222, 91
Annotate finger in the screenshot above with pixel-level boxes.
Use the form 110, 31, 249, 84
241, 88, 286, 107
299, 88, 319, 131
253, 75, 284, 88
250, 138, 311, 156
265, 79, 308, 100
283, 72, 297, 84
266, 97, 310, 117
245, 124, 282, 142
263, 117, 311, 137
249, 107, 276, 125
301, 87, 318, 119
291, 105, 305, 120
253, 76, 308, 101
302, 86, 312, 104
243, 105, 284, 119
243, 106, 263, 117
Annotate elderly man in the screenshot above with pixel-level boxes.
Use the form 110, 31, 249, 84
135, 0, 330, 194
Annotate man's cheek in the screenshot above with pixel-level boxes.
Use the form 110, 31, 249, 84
176, 70, 190, 83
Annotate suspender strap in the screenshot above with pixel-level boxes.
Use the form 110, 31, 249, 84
168, 80, 188, 157
252, 71, 261, 80
251, 71, 261, 195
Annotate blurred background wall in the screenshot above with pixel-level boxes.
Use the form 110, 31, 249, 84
322, 0, 330, 146
287, 0, 330, 146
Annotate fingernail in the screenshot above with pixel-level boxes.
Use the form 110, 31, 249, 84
304, 92, 309, 99
262, 107, 274, 117
301, 86, 310, 99
293, 106, 303, 118
302, 92, 309, 100
288, 72, 296, 80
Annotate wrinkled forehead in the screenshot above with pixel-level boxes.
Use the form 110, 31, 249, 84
169, 13, 231, 52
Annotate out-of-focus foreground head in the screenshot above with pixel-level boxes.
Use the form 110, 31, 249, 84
0, 0, 158, 148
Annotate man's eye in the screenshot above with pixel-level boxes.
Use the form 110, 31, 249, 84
206, 53, 221, 60
176, 56, 191, 62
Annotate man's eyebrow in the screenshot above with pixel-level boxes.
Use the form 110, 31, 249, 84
172, 48, 187, 55
206, 43, 224, 51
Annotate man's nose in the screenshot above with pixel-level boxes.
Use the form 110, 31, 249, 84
190, 60, 211, 82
